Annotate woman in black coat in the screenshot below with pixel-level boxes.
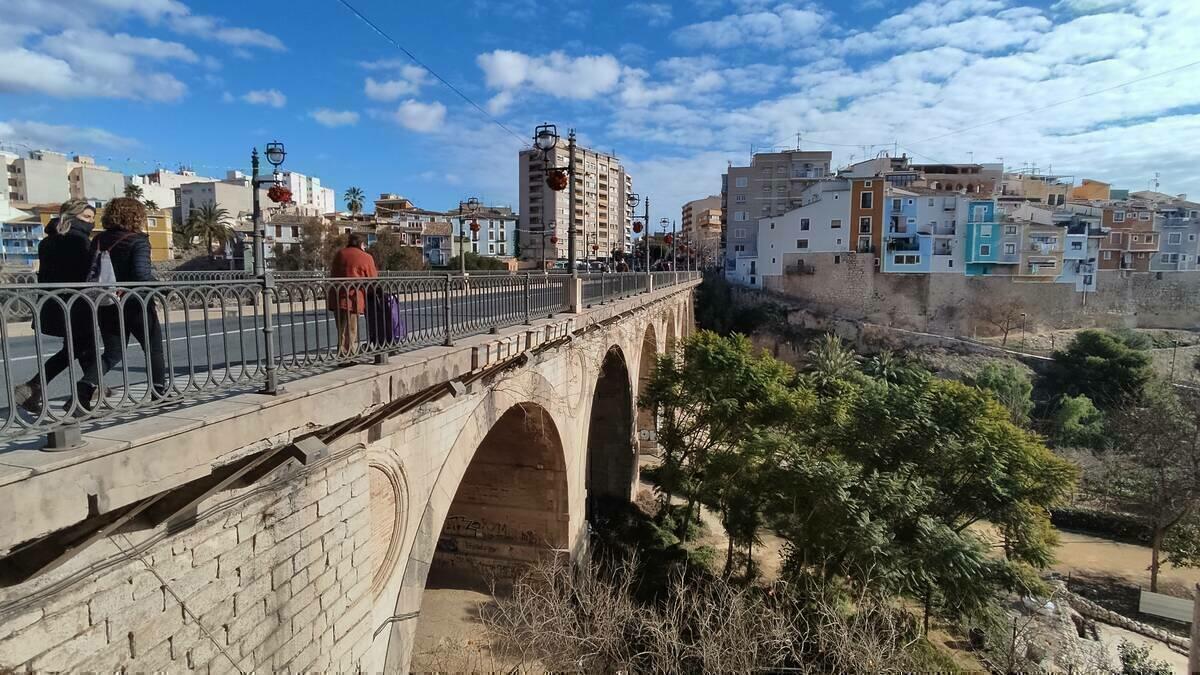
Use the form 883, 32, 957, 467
75, 198, 166, 407
12, 200, 98, 413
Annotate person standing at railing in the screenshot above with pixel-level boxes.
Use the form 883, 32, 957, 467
12, 200, 99, 413
327, 232, 377, 357
76, 198, 166, 408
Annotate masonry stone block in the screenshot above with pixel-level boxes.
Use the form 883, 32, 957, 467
0, 604, 88, 667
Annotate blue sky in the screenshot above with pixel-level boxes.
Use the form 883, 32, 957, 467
2, 0, 1199, 221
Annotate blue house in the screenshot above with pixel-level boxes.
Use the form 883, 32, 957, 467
964, 199, 1019, 275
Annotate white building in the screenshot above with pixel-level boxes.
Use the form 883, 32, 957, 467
68, 158, 125, 205
179, 175, 270, 230
278, 171, 336, 216
755, 179, 853, 284
449, 206, 518, 258
127, 168, 219, 210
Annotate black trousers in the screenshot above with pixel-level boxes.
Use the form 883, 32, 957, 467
81, 302, 166, 393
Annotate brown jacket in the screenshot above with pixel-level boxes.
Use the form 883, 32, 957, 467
327, 245, 379, 313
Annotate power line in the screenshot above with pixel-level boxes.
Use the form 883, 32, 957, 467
334, 0, 529, 147
908, 57, 1200, 145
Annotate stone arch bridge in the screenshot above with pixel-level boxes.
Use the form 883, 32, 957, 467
0, 279, 697, 673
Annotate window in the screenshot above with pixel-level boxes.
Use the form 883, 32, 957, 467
1169, 232, 1182, 244
864, 180, 873, 188
735, 176, 748, 188
1004, 243, 1016, 255
1114, 211, 1125, 222
1103, 250, 1113, 260
860, 191, 873, 209
1071, 241, 1083, 250
891, 198, 901, 211
980, 224, 993, 237
1110, 232, 1121, 245
980, 244, 991, 256
858, 217, 871, 233
1083, 274, 1093, 285
928, 198, 935, 207
1132, 235, 1139, 243
796, 239, 809, 249
734, 211, 747, 222
1139, 211, 1151, 221
769, 222, 775, 229
777, 186, 785, 193
488, 244, 495, 254
1005, 225, 1017, 235
972, 206, 987, 221
800, 218, 810, 230
734, 228, 746, 238
894, 254, 920, 265
734, 244, 745, 252
735, 194, 746, 203
1191, 234, 1198, 242
948, 260, 954, 268
836, 238, 843, 245
830, 219, 842, 229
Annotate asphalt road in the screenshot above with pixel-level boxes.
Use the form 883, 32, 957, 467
1, 287, 563, 414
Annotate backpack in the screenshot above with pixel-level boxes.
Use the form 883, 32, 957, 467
87, 233, 131, 306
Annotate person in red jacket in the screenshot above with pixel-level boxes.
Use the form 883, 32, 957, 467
327, 232, 378, 356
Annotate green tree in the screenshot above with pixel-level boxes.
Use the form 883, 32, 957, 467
1047, 329, 1153, 408
769, 375, 1076, 631
447, 251, 508, 271
343, 186, 365, 215
143, 199, 159, 211
640, 331, 809, 540
124, 183, 144, 200
1050, 394, 1106, 449
1091, 383, 1200, 591
370, 229, 427, 270
971, 363, 1034, 426
185, 203, 233, 256
804, 333, 860, 390
1117, 639, 1172, 675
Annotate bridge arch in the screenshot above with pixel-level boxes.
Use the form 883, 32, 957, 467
379, 392, 574, 671
585, 345, 636, 517
665, 309, 678, 353
636, 323, 658, 456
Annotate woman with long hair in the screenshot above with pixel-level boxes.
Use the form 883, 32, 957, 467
13, 199, 99, 413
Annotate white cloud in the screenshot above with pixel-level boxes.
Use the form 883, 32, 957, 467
672, 4, 826, 49
243, 89, 286, 107
362, 63, 428, 102
627, 2, 673, 26
1052, 0, 1126, 14
310, 108, 359, 127
393, 100, 446, 132
477, 50, 622, 101
0, 119, 137, 149
0, 29, 192, 101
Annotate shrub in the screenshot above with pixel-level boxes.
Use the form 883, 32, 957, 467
1049, 507, 1151, 545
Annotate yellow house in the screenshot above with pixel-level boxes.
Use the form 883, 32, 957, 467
1070, 179, 1111, 202
29, 203, 175, 263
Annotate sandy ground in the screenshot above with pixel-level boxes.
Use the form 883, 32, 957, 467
409, 587, 501, 673
1051, 530, 1200, 599
1096, 622, 1190, 673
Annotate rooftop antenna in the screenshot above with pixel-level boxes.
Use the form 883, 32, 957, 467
968, 151, 975, 164
795, 131, 801, 151
1153, 171, 1161, 191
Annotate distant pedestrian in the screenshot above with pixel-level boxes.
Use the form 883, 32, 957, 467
327, 232, 378, 357
76, 198, 166, 409
13, 200, 99, 413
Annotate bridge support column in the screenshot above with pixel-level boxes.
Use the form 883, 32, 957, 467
567, 276, 584, 313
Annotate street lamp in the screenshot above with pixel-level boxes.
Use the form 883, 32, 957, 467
532, 123, 578, 278
459, 197, 480, 275
1020, 312, 1028, 347
250, 140, 286, 277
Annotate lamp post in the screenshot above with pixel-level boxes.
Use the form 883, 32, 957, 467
532, 123, 577, 278
250, 140, 285, 395
643, 197, 650, 273
626, 192, 640, 272
1020, 312, 1028, 348
250, 141, 286, 277
458, 196, 480, 275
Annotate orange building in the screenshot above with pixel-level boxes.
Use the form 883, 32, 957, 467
850, 177, 884, 256
1097, 202, 1155, 272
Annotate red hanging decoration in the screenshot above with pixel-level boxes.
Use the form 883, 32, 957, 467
632, 221, 643, 234
546, 169, 568, 191
549, 235, 558, 245
469, 219, 480, 233
592, 243, 598, 252
267, 185, 293, 204
664, 234, 674, 245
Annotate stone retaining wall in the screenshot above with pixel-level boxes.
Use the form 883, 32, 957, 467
0, 447, 373, 673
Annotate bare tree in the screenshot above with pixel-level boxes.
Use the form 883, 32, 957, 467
975, 298, 1025, 346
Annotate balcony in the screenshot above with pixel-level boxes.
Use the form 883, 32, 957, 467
933, 242, 953, 256
996, 252, 1021, 263
1160, 216, 1196, 228
917, 223, 956, 236
1027, 242, 1059, 255
886, 239, 918, 252
856, 243, 877, 254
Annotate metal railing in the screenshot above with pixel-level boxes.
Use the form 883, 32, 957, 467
0, 271, 698, 444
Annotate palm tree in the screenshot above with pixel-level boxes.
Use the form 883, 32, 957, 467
805, 333, 859, 387
143, 199, 159, 211
124, 184, 144, 200
344, 186, 365, 215
186, 203, 232, 256
863, 350, 901, 383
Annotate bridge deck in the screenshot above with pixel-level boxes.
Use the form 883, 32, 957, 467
0, 280, 699, 557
